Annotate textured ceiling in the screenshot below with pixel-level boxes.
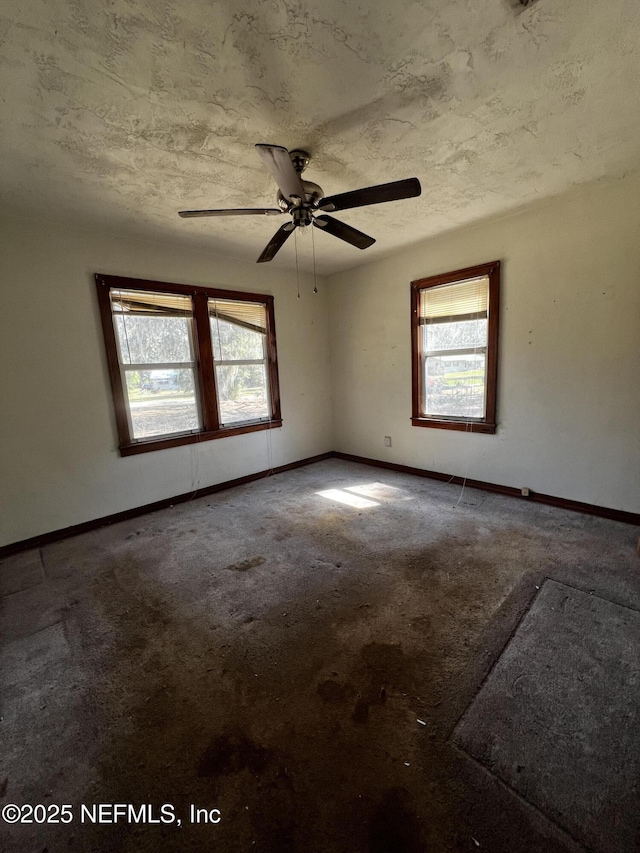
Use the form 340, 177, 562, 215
1, 0, 639, 274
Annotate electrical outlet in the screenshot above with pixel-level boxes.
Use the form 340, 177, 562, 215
384, 436, 392, 447
521, 487, 530, 497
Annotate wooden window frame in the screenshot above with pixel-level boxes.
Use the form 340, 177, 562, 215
411, 261, 500, 435
95, 274, 282, 456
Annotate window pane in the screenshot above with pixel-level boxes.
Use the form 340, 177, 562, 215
425, 318, 487, 352
424, 353, 486, 419
125, 369, 200, 439
215, 364, 269, 425
115, 314, 193, 364
210, 317, 265, 361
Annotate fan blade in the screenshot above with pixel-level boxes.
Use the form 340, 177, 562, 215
257, 222, 297, 263
313, 215, 375, 249
318, 177, 421, 213
255, 144, 306, 202
179, 208, 282, 218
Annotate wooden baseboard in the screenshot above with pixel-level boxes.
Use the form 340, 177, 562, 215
2, 449, 637, 558
332, 452, 640, 526
0, 452, 333, 559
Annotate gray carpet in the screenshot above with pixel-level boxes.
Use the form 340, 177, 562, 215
453, 578, 640, 853
2, 460, 640, 852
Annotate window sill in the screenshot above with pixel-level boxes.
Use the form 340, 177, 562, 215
411, 417, 496, 435
119, 419, 283, 456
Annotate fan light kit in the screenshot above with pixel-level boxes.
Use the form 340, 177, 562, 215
179, 144, 421, 263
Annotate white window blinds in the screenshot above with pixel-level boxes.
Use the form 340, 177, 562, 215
209, 298, 267, 334
419, 276, 489, 322
110, 289, 192, 317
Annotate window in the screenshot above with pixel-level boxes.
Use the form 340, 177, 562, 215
95, 275, 281, 455
209, 298, 271, 426
411, 261, 500, 434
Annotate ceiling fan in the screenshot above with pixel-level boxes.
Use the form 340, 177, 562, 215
179, 144, 421, 263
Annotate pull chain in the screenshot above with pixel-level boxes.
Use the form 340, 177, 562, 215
294, 228, 301, 299
311, 224, 318, 294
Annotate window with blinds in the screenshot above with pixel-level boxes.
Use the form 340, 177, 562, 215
96, 275, 281, 454
411, 262, 500, 433
209, 298, 270, 426
111, 289, 200, 440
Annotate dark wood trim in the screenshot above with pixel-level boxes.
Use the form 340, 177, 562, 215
0, 452, 334, 558
192, 291, 219, 431
95, 278, 132, 444
2, 451, 637, 558
411, 260, 501, 291
119, 419, 283, 456
485, 262, 500, 429
332, 452, 640, 526
95, 274, 272, 305
410, 281, 421, 430
410, 260, 500, 433
265, 296, 282, 422
94, 274, 281, 454
411, 417, 496, 434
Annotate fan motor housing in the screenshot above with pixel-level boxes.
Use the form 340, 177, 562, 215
276, 179, 324, 211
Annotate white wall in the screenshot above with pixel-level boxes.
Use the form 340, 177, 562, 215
328, 172, 640, 514
0, 218, 333, 546
3, 171, 639, 546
